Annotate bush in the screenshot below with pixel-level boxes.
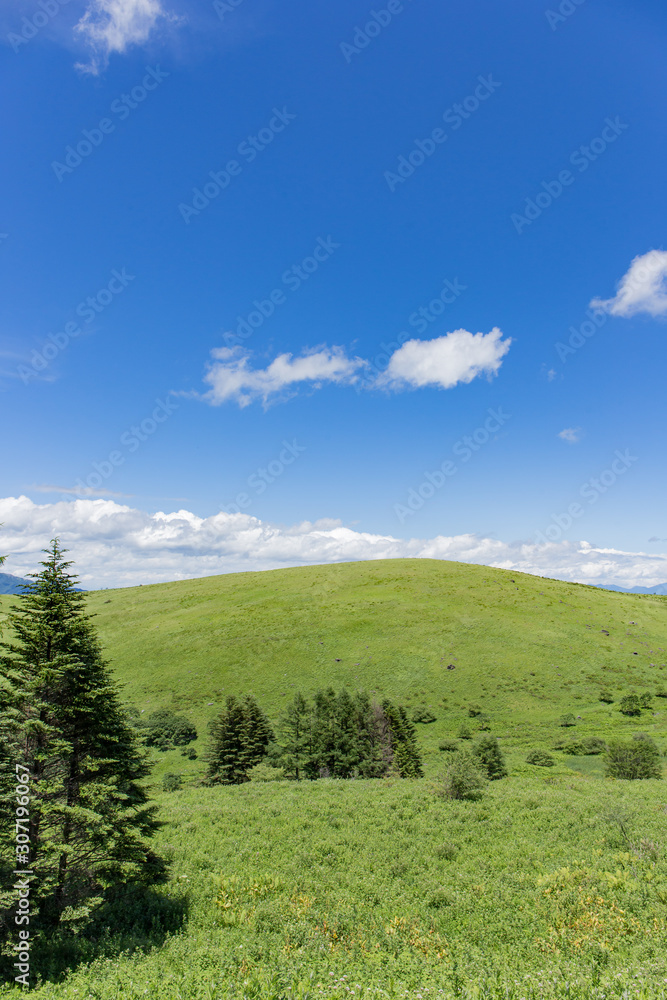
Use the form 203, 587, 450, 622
434, 843, 458, 860
476, 715, 491, 732
472, 735, 508, 780
605, 736, 662, 780
467, 704, 483, 717
640, 691, 653, 709
441, 750, 487, 800
458, 723, 473, 740
162, 773, 182, 792
181, 746, 198, 759
526, 749, 555, 767
140, 709, 198, 750
438, 738, 459, 752
559, 736, 607, 756
599, 690, 614, 703
559, 713, 576, 727
411, 707, 436, 724
655, 688, 667, 699
620, 694, 642, 716
247, 762, 285, 782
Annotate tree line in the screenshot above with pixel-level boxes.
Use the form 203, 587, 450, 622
205, 688, 424, 784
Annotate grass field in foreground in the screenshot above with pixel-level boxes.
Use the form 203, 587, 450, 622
8, 775, 667, 1000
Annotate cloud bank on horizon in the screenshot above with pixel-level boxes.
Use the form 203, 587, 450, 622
201, 328, 512, 408
1, 495, 665, 591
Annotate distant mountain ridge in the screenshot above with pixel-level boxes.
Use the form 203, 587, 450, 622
596, 582, 667, 596
0, 572, 29, 595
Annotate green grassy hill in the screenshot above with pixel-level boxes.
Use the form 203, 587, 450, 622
3, 557, 665, 779
3, 558, 667, 998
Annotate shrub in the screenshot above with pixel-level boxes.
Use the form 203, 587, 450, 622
438, 738, 459, 752
467, 704, 483, 717
140, 709, 198, 750
434, 843, 458, 860
559, 713, 576, 727
472, 735, 508, 780
620, 694, 642, 716
560, 736, 607, 756
441, 750, 487, 800
458, 723, 473, 740
640, 691, 653, 709
599, 690, 614, 703
605, 736, 662, 780
655, 688, 667, 699
526, 749, 555, 767
411, 707, 436, 724
162, 773, 182, 792
247, 762, 285, 782
181, 746, 198, 759
476, 715, 491, 732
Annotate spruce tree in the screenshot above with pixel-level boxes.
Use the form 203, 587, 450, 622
206, 696, 247, 784
278, 693, 312, 780
472, 735, 508, 780
240, 696, 275, 773
0, 540, 160, 931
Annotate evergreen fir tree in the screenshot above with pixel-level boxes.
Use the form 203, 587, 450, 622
240, 696, 275, 773
472, 735, 508, 780
0, 540, 161, 932
278, 693, 312, 780
206, 696, 247, 784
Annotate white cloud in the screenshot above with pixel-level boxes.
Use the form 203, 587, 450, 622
202, 346, 367, 408
200, 331, 512, 408
30, 483, 134, 498
74, 0, 169, 74
1, 496, 665, 592
558, 427, 581, 444
378, 328, 511, 391
590, 249, 667, 318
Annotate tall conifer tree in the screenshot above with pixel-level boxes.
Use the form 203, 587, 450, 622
0, 540, 161, 931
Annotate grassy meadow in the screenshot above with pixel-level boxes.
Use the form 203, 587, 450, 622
2, 558, 667, 997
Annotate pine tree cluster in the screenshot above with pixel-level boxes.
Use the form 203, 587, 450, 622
206, 688, 423, 784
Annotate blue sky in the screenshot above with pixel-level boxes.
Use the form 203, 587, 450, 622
1, 0, 666, 588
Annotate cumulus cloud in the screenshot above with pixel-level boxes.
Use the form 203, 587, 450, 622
200, 330, 511, 408
590, 249, 667, 318
74, 0, 170, 74
1, 496, 665, 592
558, 427, 581, 444
378, 328, 511, 391
202, 346, 367, 408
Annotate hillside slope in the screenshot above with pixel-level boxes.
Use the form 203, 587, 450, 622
3, 558, 663, 773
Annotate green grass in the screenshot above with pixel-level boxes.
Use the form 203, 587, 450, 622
2, 558, 667, 996
9, 776, 667, 999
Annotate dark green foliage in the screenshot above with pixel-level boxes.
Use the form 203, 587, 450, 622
476, 715, 491, 732
458, 723, 473, 740
411, 707, 436, 724
0, 540, 161, 934
555, 736, 607, 756
472, 735, 508, 780
467, 704, 483, 717
441, 750, 486, 800
277, 689, 423, 780
599, 690, 614, 703
619, 694, 642, 716
137, 709, 197, 751
206, 695, 274, 785
640, 691, 653, 709
162, 773, 182, 792
605, 736, 662, 780
526, 749, 555, 766
438, 738, 459, 752
655, 688, 667, 699
559, 713, 576, 727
